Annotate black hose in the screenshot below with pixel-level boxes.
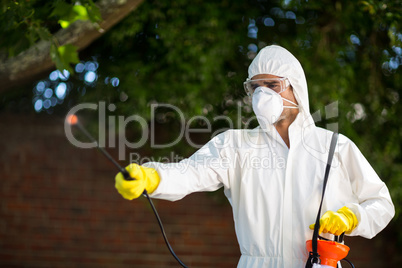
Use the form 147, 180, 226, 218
143, 190, 188, 268
341, 258, 355, 268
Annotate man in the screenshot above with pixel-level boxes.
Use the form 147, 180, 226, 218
115, 45, 394, 267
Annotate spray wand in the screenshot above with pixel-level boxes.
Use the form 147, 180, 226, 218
66, 114, 188, 268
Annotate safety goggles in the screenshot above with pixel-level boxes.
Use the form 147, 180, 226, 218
243, 77, 290, 96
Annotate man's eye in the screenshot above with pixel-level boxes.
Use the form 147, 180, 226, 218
266, 83, 280, 89
251, 84, 260, 90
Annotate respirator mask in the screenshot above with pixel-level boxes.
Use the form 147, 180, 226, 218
244, 78, 298, 125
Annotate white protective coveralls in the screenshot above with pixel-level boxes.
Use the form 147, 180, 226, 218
145, 45, 395, 267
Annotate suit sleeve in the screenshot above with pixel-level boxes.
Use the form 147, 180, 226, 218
340, 137, 395, 239
143, 131, 232, 201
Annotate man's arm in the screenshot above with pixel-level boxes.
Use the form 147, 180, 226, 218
340, 138, 395, 239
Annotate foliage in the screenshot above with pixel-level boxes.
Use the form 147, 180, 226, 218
0, 0, 100, 71
84, 0, 255, 119
50, 0, 101, 29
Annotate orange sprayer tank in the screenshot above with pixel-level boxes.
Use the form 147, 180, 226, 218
306, 240, 350, 268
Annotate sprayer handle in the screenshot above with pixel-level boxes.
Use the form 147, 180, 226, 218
334, 233, 345, 243
121, 169, 135, 181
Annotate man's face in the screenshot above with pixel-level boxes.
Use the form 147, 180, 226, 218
250, 74, 298, 108
251, 74, 299, 123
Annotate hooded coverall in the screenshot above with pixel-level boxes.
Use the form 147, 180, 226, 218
144, 45, 395, 267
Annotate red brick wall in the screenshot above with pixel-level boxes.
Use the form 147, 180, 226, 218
0, 114, 399, 267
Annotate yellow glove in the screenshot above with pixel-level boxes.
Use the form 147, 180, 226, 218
115, 163, 160, 200
309, 206, 358, 236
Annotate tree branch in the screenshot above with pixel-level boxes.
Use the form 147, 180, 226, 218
0, 0, 144, 93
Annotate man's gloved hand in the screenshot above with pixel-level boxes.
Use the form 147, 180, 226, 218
115, 163, 160, 200
309, 206, 358, 236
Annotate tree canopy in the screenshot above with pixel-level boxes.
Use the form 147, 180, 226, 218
1, 0, 402, 238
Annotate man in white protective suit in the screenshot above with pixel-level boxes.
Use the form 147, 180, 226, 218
115, 45, 395, 267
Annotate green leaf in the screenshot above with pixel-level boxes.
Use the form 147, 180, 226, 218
84, 0, 102, 23
59, 44, 79, 63
50, 43, 64, 71
59, 5, 90, 28
50, 43, 79, 73
51, 2, 90, 29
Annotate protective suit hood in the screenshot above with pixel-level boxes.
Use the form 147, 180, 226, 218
248, 45, 314, 126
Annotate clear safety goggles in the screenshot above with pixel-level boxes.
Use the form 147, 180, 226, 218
243, 77, 290, 96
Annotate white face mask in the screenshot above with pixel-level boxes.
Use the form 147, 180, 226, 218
252, 87, 299, 126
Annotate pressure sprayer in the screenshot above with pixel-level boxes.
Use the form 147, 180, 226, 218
305, 132, 355, 268
66, 114, 188, 268
306, 235, 354, 268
